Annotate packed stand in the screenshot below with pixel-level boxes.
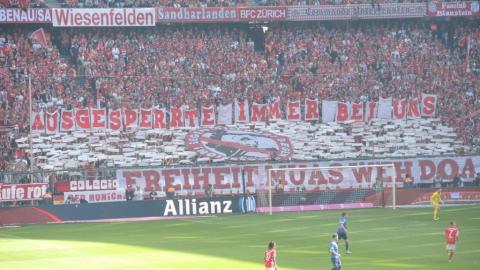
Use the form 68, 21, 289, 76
0, 27, 72, 170
265, 20, 480, 152
0, 0, 48, 8
64, 26, 270, 110
1, 19, 480, 172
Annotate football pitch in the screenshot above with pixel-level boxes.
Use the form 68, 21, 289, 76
1, 205, 479, 270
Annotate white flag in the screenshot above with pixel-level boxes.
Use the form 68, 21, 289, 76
378, 97, 392, 119
322, 100, 337, 123
218, 103, 233, 125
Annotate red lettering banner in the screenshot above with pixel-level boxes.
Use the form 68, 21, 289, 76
30, 94, 438, 134
421, 94, 437, 117
287, 100, 301, 121
268, 100, 282, 121
251, 103, 267, 123
91, 108, 107, 130
60, 110, 74, 132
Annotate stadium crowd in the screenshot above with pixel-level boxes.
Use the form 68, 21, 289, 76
0, 18, 479, 171
265, 21, 480, 147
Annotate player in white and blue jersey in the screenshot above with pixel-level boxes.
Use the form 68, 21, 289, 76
337, 212, 351, 254
329, 233, 341, 270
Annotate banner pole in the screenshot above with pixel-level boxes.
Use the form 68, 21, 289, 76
28, 73, 33, 182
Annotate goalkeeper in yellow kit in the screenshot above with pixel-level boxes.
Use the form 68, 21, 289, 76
430, 189, 443, 221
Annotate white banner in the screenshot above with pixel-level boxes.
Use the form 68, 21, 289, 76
322, 100, 337, 123
287, 3, 426, 21
378, 97, 392, 119
116, 156, 480, 192
64, 190, 126, 203
218, 103, 233, 125
30, 95, 438, 134
52, 8, 156, 27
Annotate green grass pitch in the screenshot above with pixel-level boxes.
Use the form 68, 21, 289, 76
1, 205, 479, 270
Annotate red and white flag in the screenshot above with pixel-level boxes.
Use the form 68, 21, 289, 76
30, 28, 48, 47
466, 34, 471, 73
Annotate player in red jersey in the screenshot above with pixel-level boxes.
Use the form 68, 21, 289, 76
264, 241, 277, 270
444, 221, 459, 262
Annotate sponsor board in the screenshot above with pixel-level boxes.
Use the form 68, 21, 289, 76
64, 190, 126, 203
288, 3, 426, 21
427, 1, 480, 17
52, 8, 156, 27
238, 195, 256, 213
0, 8, 51, 24
163, 198, 233, 216
185, 128, 293, 161
413, 190, 480, 204
0, 183, 48, 201
238, 7, 287, 21
116, 155, 480, 193
157, 7, 237, 22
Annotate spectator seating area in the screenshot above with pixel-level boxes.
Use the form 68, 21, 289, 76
16, 118, 467, 171
1, 18, 479, 172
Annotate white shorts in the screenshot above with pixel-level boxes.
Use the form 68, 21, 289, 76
266, 267, 275, 270
446, 244, 456, 252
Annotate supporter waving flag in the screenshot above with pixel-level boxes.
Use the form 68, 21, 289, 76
30, 28, 48, 47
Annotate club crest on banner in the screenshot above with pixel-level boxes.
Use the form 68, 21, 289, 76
185, 128, 293, 161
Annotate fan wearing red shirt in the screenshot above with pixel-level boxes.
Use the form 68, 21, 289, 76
264, 241, 277, 270
444, 221, 459, 262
